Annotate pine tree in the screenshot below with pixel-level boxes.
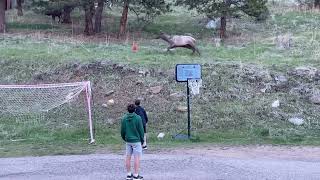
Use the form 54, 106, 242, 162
117, 0, 170, 38
176, 0, 269, 39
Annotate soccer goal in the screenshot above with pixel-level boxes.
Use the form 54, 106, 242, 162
0, 81, 95, 144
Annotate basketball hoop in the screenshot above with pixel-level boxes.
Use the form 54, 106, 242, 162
188, 79, 202, 95
175, 64, 202, 139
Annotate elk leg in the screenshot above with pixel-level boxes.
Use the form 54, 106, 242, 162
195, 47, 201, 56
188, 44, 201, 56
186, 44, 197, 55
167, 45, 176, 52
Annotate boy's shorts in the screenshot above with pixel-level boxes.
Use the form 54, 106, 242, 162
126, 142, 142, 156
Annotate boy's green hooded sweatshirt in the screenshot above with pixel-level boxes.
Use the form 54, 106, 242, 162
121, 113, 144, 143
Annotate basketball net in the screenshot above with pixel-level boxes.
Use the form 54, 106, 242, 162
188, 79, 202, 95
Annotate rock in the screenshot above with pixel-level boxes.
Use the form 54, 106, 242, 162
136, 97, 145, 101
176, 106, 188, 112
205, 18, 221, 29
206, 20, 217, 29
157, 133, 165, 140
310, 94, 320, 104
169, 92, 185, 101
138, 70, 147, 76
271, 74, 289, 92
105, 90, 115, 96
150, 86, 163, 94
106, 118, 115, 125
289, 67, 317, 79
274, 75, 288, 84
136, 80, 144, 85
272, 100, 280, 108
241, 65, 272, 83
260, 83, 272, 93
288, 117, 304, 126
315, 70, 320, 81
289, 85, 313, 96
107, 99, 115, 106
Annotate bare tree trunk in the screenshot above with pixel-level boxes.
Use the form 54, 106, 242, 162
17, 0, 23, 16
220, 16, 227, 39
84, 2, 95, 36
62, 6, 73, 24
0, 0, 5, 33
94, 0, 104, 33
6, 0, 10, 10
315, 0, 320, 9
118, 0, 129, 38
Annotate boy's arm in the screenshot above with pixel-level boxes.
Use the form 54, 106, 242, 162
137, 116, 144, 144
120, 119, 126, 141
143, 109, 148, 124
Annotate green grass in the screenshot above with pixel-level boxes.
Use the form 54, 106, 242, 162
0, 35, 319, 69
3, 126, 320, 157
7, 22, 59, 30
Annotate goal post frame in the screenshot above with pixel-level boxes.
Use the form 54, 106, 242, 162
0, 81, 95, 144
85, 81, 95, 144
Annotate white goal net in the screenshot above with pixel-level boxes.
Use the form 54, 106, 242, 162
0, 81, 95, 144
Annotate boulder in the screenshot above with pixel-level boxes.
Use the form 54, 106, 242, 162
136, 80, 144, 85
289, 66, 317, 79
288, 117, 304, 126
157, 133, 165, 140
106, 118, 115, 125
274, 75, 288, 84
150, 86, 163, 94
176, 106, 188, 112
105, 90, 115, 96
260, 83, 272, 93
289, 85, 313, 96
205, 18, 221, 29
241, 65, 272, 83
310, 94, 320, 104
272, 100, 280, 108
138, 70, 148, 76
169, 92, 185, 101
107, 99, 115, 106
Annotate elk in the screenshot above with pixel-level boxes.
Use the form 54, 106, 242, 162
45, 10, 62, 23
156, 32, 200, 55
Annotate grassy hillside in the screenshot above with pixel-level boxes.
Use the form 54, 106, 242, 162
1, 1, 320, 157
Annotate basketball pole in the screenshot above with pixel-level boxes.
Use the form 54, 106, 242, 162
175, 64, 201, 140
187, 79, 191, 139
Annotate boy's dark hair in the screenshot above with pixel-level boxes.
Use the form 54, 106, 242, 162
135, 99, 141, 106
127, 104, 136, 113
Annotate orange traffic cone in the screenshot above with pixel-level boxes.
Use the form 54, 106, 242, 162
132, 41, 139, 53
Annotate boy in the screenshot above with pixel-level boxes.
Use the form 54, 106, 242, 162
121, 104, 144, 180
134, 99, 148, 150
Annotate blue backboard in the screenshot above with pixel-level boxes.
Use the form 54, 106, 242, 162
175, 64, 202, 82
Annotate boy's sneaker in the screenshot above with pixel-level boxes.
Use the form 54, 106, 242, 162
126, 174, 133, 180
133, 175, 143, 179
142, 146, 147, 150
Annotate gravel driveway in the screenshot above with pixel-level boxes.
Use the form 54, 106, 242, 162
1, 146, 320, 180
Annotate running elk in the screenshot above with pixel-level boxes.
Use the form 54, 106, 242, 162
156, 32, 200, 55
